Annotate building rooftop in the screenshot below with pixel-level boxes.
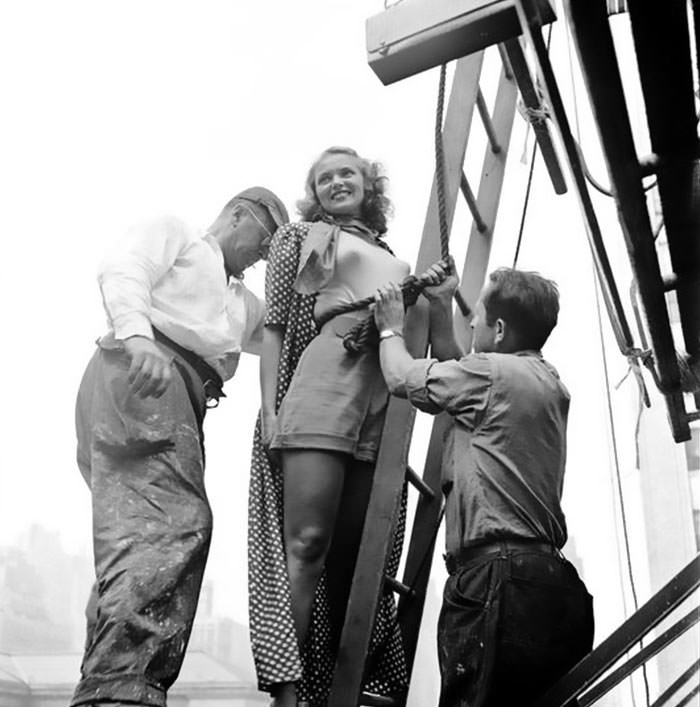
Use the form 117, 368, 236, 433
0, 650, 259, 696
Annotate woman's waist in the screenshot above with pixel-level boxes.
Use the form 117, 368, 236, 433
317, 311, 370, 337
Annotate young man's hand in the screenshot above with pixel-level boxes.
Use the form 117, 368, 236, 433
123, 335, 174, 398
420, 257, 459, 304
374, 282, 406, 334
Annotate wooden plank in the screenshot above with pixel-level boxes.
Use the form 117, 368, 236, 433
625, 2, 700, 364
366, 0, 555, 85
531, 553, 700, 707
395, 413, 448, 678
327, 52, 485, 707
398, 65, 519, 677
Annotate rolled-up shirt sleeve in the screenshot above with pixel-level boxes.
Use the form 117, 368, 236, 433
405, 355, 492, 430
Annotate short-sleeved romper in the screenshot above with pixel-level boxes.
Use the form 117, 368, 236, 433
271, 221, 410, 461
247, 221, 409, 704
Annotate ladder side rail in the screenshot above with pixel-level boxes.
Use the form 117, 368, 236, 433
396, 413, 448, 676
675, 683, 700, 707
578, 606, 700, 706
454, 61, 518, 349
531, 553, 700, 707
327, 52, 485, 707
397, 62, 518, 678
649, 659, 700, 707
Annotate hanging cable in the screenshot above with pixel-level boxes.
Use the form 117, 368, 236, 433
512, 142, 537, 268
511, 24, 553, 268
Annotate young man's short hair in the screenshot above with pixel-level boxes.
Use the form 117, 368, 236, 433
483, 268, 560, 350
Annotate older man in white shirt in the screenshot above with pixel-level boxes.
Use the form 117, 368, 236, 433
71, 187, 288, 707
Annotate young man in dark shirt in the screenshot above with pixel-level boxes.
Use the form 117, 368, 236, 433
374, 262, 593, 707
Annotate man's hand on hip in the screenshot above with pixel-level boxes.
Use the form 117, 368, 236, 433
124, 335, 174, 398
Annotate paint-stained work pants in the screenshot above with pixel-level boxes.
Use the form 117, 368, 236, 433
71, 337, 213, 707
438, 545, 594, 707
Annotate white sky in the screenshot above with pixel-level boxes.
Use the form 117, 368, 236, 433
0, 3, 695, 700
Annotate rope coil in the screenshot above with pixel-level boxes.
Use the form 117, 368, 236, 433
517, 102, 551, 126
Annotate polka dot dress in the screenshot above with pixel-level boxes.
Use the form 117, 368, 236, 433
247, 222, 408, 704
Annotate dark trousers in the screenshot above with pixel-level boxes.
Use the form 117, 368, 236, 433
438, 543, 594, 707
71, 339, 213, 707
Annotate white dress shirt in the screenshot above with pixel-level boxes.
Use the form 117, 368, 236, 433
98, 215, 265, 381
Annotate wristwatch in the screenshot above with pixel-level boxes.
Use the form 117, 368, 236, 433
379, 329, 403, 341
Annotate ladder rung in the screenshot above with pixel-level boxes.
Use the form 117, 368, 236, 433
360, 692, 402, 707
663, 272, 700, 292
460, 172, 488, 233
405, 465, 436, 500
497, 42, 514, 80
477, 88, 501, 153
384, 574, 415, 599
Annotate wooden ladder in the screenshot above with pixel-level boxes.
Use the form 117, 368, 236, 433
325, 37, 558, 706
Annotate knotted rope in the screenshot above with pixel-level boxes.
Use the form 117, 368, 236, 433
319, 64, 468, 353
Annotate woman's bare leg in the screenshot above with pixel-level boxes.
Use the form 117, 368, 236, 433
273, 449, 347, 706
325, 460, 374, 651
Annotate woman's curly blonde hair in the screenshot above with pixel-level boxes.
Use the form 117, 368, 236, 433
296, 146, 393, 235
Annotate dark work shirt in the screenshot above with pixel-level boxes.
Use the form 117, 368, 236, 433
405, 351, 570, 553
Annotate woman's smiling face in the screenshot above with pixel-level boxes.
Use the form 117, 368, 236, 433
313, 153, 365, 218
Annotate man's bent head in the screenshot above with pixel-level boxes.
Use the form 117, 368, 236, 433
213, 187, 289, 278
472, 268, 559, 354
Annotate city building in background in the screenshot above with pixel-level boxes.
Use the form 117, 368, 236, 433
0, 526, 265, 706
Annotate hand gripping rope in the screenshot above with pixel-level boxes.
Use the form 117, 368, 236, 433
316, 64, 471, 354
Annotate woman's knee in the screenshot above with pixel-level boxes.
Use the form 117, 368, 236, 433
286, 523, 333, 565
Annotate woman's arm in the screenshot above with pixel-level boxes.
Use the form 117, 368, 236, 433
259, 326, 284, 448
257, 223, 300, 448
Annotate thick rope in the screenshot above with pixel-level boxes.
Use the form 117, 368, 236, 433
316, 269, 449, 352
331, 62, 463, 353
435, 63, 451, 260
